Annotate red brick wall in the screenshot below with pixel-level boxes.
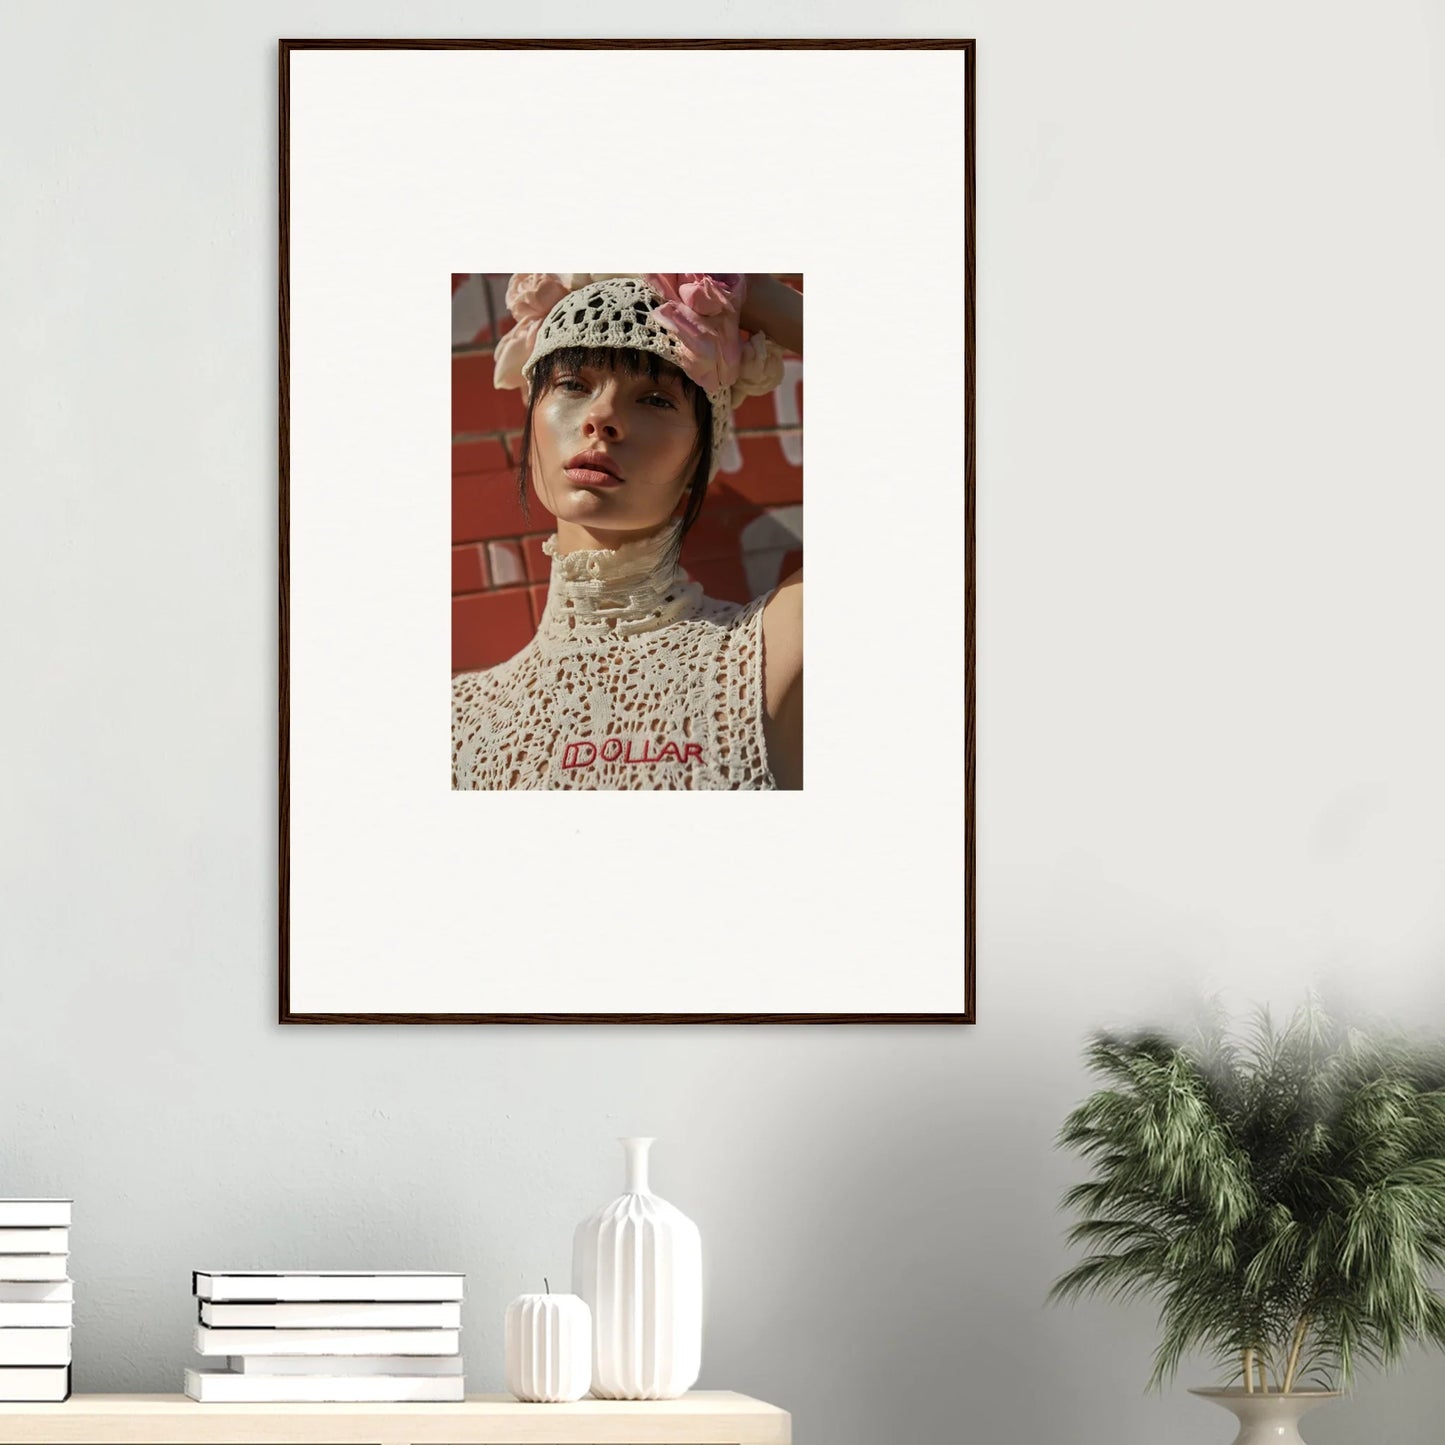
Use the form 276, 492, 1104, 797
451, 273, 804, 673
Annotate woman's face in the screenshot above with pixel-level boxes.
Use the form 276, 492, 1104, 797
529, 356, 701, 535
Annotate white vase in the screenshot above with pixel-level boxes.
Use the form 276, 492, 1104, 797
1190, 1388, 1342, 1444
504, 1292, 592, 1403
572, 1136, 702, 1400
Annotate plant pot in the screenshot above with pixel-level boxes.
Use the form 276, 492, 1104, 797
1190, 1388, 1342, 1444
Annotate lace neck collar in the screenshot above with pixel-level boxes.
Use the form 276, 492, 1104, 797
536, 519, 701, 645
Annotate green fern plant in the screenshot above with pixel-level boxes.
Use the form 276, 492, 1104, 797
1049, 1000, 1445, 1394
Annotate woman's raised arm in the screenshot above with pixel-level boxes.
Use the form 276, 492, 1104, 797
738, 273, 803, 787
739, 275, 803, 357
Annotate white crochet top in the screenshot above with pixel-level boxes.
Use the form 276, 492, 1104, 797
452, 521, 776, 790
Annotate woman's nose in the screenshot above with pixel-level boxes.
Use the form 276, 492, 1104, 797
584, 386, 622, 438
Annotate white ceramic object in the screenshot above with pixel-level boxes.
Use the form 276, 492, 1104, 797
504, 1292, 592, 1403
1189, 1388, 1342, 1444
573, 1137, 702, 1400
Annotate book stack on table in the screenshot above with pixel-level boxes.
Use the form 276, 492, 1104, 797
0, 1199, 73, 1403
185, 1271, 466, 1402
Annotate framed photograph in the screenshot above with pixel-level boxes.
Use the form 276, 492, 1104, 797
280, 39, 974, 1023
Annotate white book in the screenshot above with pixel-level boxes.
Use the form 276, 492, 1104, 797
0, 1257, 69, 1282
195, 1325, 459, 1356
0, 1228, 66, 1255
185, 1369, 464, 1403
0, 1202, 70, 1228
200, 1301, 460, 1330
0, 1281, 72, 1303
0, 1329, 72, 1366
229, 1354, 463, 1376
0, 1365, 70, 1402
0, 1302, 71, 1327
194, 1271, 464, 1302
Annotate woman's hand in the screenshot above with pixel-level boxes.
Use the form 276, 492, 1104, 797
739, 275, 803, 357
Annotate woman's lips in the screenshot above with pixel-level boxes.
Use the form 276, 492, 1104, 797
564, 467, 624, 487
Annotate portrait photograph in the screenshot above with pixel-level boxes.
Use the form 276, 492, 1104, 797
450, 272, 805, 792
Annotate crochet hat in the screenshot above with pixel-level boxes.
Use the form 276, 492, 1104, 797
493, 273, 787, 484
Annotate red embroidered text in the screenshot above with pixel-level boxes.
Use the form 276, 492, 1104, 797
561, 736, 704, 770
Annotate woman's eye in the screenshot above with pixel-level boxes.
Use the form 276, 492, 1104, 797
554, 377, 672, 408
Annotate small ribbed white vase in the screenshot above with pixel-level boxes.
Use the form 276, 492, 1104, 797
505, 1292, 592, 1403
573, 1137, 702, 1400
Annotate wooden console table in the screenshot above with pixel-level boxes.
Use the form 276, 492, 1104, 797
0, 1392, 790, 1444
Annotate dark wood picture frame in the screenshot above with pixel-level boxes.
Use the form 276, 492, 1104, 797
278, 37, 975, 1025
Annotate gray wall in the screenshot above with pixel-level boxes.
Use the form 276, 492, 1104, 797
3, 2, 1444, 1441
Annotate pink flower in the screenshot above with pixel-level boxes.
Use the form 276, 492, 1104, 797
646, 274, 744, 313
679, 274, 745, 315
492, 274, 572, 392
506, 273, 571, 321
645, 274, 747, 397
493, 319, 541, 392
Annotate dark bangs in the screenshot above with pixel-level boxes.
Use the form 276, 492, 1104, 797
532, 344, 696, 395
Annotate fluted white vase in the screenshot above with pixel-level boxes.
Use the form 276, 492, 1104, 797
505, 1292, 592, 1403
573, 1137, 702, 1400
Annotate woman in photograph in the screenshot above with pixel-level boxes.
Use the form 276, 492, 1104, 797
451, 272, 803, 791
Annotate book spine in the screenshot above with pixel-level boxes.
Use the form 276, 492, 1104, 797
184, 1369, 463, 1403
0, 1229, 67, 1254
0, 1303, 72, 1327
198, 1302, 461, 1329
194, 1326, 460, 1356
0, 1205, 70, 1229
0, 1365, 71, 1402
0, 1280, 73, 1303
0, 1258, 69, 1282
227, 1353, 464, 1376
0, 1329, 73, 1366
194, 1275, 465, 1302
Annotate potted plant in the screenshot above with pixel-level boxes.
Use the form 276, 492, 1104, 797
1049, 1000, 1445, 1443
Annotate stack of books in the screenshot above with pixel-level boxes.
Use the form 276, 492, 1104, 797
0, 1199, 72, 1403
185, 1271, 465, 1402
